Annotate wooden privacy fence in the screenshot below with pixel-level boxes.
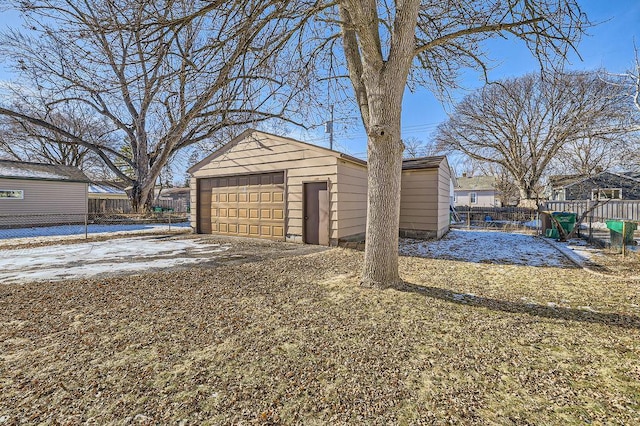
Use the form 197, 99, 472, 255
543, 200, 640, 222
88, 198, 189, 214
89, 198, 132, 213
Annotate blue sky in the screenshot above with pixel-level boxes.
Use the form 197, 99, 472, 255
330, 1, 640, 158
1, 2, 639, 159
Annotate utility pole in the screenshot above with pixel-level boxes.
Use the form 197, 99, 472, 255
326, 50, 335, 151
325, 105, 334, 150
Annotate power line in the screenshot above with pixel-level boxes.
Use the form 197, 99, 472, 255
302, 122, 442, 144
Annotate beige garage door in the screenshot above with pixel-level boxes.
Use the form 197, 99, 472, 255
205, 172, 285, 240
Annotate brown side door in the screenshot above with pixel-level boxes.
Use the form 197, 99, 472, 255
197, 178, 212, 233
304, 182, 329, 245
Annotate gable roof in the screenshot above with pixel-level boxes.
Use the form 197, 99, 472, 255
402, 156, 446, 170
0, 159, 91, 183
157, 187, 190, 196
188, 129, 367, 174
550, 171, 640, 189
548, 174, 583, 188
455, 175, 496, 191
88, 181, 128, 194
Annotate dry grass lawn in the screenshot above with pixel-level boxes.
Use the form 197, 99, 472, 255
1, 248, 639, 424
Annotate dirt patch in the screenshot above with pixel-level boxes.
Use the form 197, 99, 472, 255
583, 249, 640, 278
561, 238, 640, 279
1, 249, 639, 424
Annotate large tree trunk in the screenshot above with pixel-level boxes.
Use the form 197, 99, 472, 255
517, 184, 539, 209
129, 161, 159, 213
337, 1, 420, 289
360, 67, 406, 288
362, 116, 404, 288
129, 183, 155, 214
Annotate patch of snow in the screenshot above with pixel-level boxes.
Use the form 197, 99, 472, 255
88, 183, 126, 194
399, 229, 571, 267
0, 236, 230, 284
452, 293, 476, 302
0, 164, 65, 180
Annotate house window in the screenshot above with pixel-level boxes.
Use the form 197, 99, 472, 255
0, 189, 23, 199
591, 188, 621, 200
552, 189, 565, 201
470, 192, 477, 204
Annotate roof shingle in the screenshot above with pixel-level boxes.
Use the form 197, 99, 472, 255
402, 156, 446, 170
0, 159, 91, 183
455, 175, 496, 191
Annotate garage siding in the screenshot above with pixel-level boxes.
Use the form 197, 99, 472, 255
436, 160, 452, 237
335, 160, 368, 240
400, 169, 438, 230
189, 176, 197, 228
399, 160, 451, 238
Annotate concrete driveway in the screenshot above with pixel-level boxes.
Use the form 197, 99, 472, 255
0, 235, 326, 284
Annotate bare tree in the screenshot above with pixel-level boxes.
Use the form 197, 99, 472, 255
329, 1, 588, 287
402, 136, 440, 159
436, 72, 631, 207
0, 100, 116, 177
0, 0, 312, 211
403, 137, 423, 159
551, 136, 618, 176
25, 0, 588, 286
549, 132, 640, 177
628, 46, 640, 114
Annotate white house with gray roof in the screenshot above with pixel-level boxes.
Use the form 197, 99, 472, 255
454, 174, 500, 207
0, 159, 91, 227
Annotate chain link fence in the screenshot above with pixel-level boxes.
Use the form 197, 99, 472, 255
0, 212, 191, 241
451, 207, 540, 233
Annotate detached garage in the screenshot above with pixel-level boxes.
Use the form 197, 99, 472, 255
188, 130, 368, 245
189, 130, 451, 245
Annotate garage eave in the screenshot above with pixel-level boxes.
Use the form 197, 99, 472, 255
188, 129, 367, 174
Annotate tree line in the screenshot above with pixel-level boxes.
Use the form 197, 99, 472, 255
435, 70, 639, 205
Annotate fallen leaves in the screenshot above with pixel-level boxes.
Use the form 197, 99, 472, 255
0, 248, 639, 424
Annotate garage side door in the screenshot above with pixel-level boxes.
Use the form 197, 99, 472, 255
211, 172, 285, 241
197, 178, 213, 233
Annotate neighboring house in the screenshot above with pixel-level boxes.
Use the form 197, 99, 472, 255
549, 171, 640, 201
454, 174, 499, 207
188, 129, 450, 245
449, 171, 458, 208
88, 181, 129, 200
155, 186, 190, 212
0, 159, 90, 227
88, 181, 131, 214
